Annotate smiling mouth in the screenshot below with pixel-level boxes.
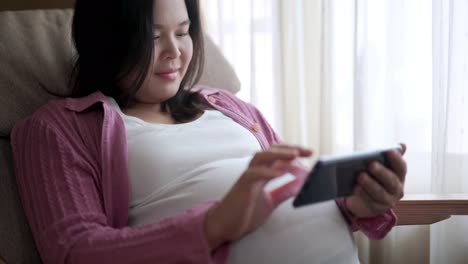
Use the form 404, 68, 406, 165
156, 69, 179, 81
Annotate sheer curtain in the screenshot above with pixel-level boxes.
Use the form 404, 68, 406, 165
282, 0, 468, 263
200, 0, 282, 135
351, 1, 434, 263
431, 0, 468, 263
201, 0, 468, 263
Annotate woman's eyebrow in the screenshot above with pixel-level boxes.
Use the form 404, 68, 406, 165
153, 20, 191, 29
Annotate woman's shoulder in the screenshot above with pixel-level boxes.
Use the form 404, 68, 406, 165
13, 92, 106, 136
10, 98, 71, 149
19, 98, 70, 127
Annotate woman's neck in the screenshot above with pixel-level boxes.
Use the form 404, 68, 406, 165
123, 103, 177, 125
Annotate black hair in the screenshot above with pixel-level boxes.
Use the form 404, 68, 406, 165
71, 0, 205, 122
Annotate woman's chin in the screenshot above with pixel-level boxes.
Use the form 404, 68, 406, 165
154, 76, 182, 90
150, 83, 181, 99
156, 88, 180, 102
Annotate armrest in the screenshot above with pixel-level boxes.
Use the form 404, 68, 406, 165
0, 254, 5, 264
394, 194, 468, 225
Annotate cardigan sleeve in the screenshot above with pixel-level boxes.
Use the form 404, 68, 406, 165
335, 198, 397, 239
11, 115, 229, 264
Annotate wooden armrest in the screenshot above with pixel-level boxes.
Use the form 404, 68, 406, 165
0, 254, 5, 264
394, 194, 468, 225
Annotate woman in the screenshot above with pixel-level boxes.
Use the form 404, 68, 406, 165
11, 0, 407, 263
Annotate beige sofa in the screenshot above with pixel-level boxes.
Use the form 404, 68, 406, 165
1, 1, 467, 264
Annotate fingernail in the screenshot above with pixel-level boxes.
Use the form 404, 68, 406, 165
399, 143, 407, 154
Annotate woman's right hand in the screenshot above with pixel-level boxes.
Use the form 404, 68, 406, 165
203, 144, 313, 250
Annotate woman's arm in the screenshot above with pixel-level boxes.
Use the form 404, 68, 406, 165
11, 116, 227, 264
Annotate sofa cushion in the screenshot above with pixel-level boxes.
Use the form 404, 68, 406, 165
0, 9, 74, 138
0, 140, 41, 263
0, 9, 240, 137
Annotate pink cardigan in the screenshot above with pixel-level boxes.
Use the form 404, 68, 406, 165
11, 86, 396, 263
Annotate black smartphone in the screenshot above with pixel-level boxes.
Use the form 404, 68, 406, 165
292, 145, 403, 208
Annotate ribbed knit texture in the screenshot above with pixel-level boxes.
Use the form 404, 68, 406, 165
11, 85, 396, 263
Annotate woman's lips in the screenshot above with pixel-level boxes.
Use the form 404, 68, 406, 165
156, 69, 179, 81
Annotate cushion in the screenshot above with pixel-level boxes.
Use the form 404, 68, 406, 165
0, 140, 40, 263
0, 9, 240, 263
0, 9, 74, 138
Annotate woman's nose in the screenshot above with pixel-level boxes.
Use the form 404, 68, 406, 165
162, 36, 181, 59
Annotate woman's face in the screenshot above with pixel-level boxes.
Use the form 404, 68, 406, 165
126, 0, 193, 106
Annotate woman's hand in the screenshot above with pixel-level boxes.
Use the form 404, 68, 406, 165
345, 144, 407, 218
203, 144, 312, 250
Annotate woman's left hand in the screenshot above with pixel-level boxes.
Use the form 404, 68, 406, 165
345, 144, 407, 218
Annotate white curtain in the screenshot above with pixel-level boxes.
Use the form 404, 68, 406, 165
431, 0, 468, 263
200, 0, 283, 135
281, 0, 468, 263
351, 1, 434, 262
202, 0, 468, 263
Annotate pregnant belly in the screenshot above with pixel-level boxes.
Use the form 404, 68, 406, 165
227, 199, 360, 264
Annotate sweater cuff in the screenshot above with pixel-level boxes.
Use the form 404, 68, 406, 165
335, 198, 397, 240
335, 198, 359, 232
189, 200, 231, 262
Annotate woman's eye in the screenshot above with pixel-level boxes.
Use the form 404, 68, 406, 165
177, 32, 189, 37
153, 31, 188, 40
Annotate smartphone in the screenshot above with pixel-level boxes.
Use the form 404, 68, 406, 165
292, 145, 403, 208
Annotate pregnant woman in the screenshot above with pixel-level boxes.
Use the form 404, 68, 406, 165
11, 0, 407, 263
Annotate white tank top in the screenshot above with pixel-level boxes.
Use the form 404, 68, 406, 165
108, 97, 359, 264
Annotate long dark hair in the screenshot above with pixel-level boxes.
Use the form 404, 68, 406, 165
71, 0, 205, 122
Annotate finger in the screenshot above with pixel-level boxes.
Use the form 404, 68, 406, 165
250, 151, 297, 167
368, 161, 403, 196
386, 150, 407, 183
267, 159, 307, 188
250, 147, 312, 167
242, 166, 286, 185
272, 159, 308, 176
353, 185, 388, 215
270, 144, 313, 156
269, 177, 302, 207
358, 173, 395, 207
268, 161, 312, 207
244, 160, 305, 186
